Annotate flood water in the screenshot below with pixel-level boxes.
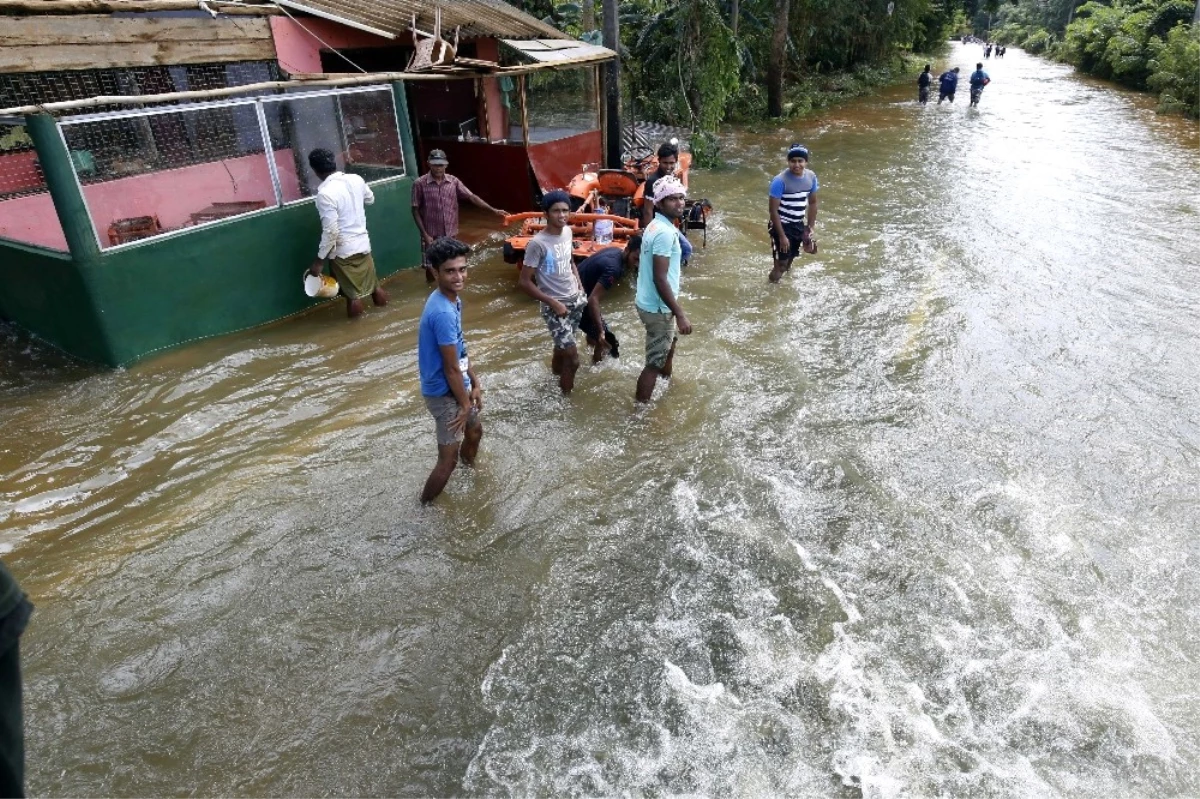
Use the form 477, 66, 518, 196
3, 44, 1199, 797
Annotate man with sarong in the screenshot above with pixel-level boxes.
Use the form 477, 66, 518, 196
307, 148, 388, 318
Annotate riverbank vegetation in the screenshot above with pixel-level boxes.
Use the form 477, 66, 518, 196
989, 0, 1199, 118
521, 0, 971, 163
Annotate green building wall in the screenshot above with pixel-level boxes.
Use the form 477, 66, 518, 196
0, 81, 422, 367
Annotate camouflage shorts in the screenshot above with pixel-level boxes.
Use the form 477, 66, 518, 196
539, 294, 588, 350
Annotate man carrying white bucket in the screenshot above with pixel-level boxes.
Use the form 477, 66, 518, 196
307, 148, 388, 318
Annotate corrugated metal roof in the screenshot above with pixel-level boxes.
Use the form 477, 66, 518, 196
501, 38, 613, 64
274, 0, 568, 40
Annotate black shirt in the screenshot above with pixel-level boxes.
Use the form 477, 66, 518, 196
577, 247, 625, 295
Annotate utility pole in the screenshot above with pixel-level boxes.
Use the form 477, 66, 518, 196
601, 0, 621, 168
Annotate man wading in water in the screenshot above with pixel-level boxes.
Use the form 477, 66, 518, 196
767, 144, 820, 283
411, 149, 507, 282
418, 237, 482, 503
519, 190, 588, 394
307, 148, 388, 317
635, 176, 692, 402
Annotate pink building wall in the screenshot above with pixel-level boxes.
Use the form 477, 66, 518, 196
270, 17, 404, 74
0, 151, 42, 195
0, 150, 300, 251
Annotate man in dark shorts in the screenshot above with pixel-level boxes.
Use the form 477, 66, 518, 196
577, 235, 642, 363
767, 143, 820, 283
938, 67, 960, 104
918, 64, 932, 105
418, 237, 482, 503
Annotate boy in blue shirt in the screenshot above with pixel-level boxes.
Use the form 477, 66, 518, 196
418, 237, 483, 503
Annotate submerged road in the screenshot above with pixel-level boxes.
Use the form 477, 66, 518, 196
2, 44, 1199, 796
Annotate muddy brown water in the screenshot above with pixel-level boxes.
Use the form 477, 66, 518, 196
2, 44, 1199, 796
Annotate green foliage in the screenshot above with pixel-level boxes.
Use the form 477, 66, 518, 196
1147, 22, 1200, 117
625, 0, 739, 135
986, 0, 1198, 118
1022, 28, 1056, 54
0, 124, 33, 152
689, 130, 723, 167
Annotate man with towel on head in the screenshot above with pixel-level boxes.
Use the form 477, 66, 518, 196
635, 175, 692, 402
307, 148, 388, 318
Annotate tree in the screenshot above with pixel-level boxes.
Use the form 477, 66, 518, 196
767, 0, 791, 116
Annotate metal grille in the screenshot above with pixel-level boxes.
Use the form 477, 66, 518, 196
61, 101, 276, 248
0, 62, 282, 116
0, 119, 66, 251
264, 87, 405, 202
46, 84, 405, 250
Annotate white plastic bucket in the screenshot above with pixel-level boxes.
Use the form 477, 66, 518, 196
303, 272, 340, 298
594, 219, 614, 244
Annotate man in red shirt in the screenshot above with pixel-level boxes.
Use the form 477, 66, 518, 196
411, 149, 507, 280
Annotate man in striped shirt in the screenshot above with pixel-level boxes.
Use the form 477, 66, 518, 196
768, 143, 820, 283
411, 149, 507, 281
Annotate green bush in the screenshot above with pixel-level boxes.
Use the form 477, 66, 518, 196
1148, 23, 1200, 118
1022, 29, 1056, 54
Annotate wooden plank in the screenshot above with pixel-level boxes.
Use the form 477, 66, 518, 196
0, 16, 273, 47
0, 39, 277, 73
0, 1, 279, 14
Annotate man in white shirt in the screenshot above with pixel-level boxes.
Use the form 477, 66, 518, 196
307, 148, 389, 317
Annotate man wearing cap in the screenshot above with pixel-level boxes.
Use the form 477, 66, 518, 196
307, 148, 389, 317
636, 175, 692, 402
768, 144, 820, 283
412, 149, 508, 281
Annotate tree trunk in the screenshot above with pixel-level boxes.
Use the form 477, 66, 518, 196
601, 0, 621, 168
582, 0, 596, 33
731, 0, 740, 38
767, 0, 790, 117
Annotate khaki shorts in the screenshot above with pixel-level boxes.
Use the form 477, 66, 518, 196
424, 394, 480, 446
637, 308, 675, 370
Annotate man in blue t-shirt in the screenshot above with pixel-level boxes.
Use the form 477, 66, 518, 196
417, 237, 482, 503
768, 143, 820, 283
577, 235, 641, 363
938, 67, 960, 104
969, 63, 990, 106
636, 176, 692, 402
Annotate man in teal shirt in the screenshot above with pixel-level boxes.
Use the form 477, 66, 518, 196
635, 175, 693, 402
